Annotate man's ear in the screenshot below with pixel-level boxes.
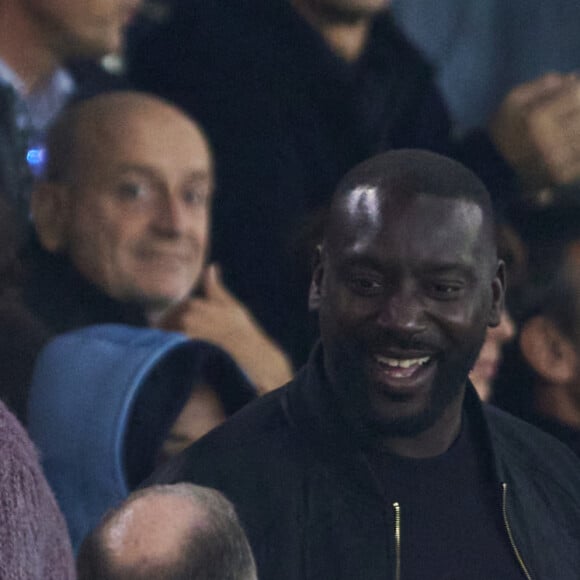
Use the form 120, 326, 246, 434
30, 182, 70, 252
488, 259, 506, 328
520, 316, 578, 384
308, 244, 324, 312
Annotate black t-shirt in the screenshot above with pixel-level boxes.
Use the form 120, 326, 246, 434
366, 416, 526, 580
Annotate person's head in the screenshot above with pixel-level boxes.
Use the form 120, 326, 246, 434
310, 150, 504, 455
32, 91, 213, 319
14, 0, 142, 59
515, 207, 580, 420
77, 483, 258, 580
469, 223, 524, 401
157, 384, 228, 462
470, 311, 515, 402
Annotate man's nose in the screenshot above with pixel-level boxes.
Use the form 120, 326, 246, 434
376, 288, 427, 336
151, 194, 187, 234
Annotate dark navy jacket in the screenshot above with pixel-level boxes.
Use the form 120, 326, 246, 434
153, 346, 580, 580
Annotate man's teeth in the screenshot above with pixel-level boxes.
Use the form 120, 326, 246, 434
375, 355, 431, 368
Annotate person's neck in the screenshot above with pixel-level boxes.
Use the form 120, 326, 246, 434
291, 0, 373, 62
0, 3, 61, 94
534, 382, 580, 430
378, 392, 465, 459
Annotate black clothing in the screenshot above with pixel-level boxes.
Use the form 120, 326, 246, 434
526, 413, 580, 458
0, 83, 32, 228
366, 415, 524, 580
153, 345, 580, 580
21, 237, 147, 337
129, 0, 513, 365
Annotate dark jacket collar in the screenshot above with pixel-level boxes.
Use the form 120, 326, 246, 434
22, 234, 148, 335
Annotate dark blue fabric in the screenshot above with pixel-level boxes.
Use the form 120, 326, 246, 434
392, 0, 580, 130
27, 324, 256, 552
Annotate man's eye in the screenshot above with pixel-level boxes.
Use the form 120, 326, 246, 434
116, 182, 148, 200
429, 282, 463, 298
348, 277, 383, 296
183, 189, 208, 206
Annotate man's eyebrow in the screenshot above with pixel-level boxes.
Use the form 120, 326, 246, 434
114, 164, 212, 182
420, 263, 477, 279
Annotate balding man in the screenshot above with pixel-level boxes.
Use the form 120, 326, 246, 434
24, 91, 292, 394
152, 150, 580, 580
77, 483, 257, 580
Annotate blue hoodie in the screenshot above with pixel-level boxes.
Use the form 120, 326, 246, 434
27, 324, 256, 551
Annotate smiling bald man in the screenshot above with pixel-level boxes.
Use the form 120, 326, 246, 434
152, 150, 580, 580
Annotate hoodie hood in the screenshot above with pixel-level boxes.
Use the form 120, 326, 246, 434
27, 323, 256, 551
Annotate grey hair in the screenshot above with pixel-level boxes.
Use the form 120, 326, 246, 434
77, 483, 258, 580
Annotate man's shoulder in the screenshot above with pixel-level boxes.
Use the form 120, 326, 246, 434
153, 382, 302, 483
484, 404, 580, 487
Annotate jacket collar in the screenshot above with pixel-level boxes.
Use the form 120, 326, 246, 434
22, 235, 148, 333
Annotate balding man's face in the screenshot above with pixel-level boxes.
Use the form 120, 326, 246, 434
61, 106, 212, 317
312, 189, 503, 439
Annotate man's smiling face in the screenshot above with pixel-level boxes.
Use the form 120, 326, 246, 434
313, 185, 503, 440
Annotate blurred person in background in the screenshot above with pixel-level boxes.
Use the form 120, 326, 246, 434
0, 194, 48, 421
494, 202, 580, 457
77, 483, 257, 580
28, 324, 257, 551
0, 193, 74, 578
469, 223, 525, 401
25, 91, 292, 395
0, 0, 141, 220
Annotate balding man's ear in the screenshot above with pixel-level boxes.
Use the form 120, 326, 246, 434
308, 245, 324, 312
30, 182, 70, 253
488, 260, 506, 328
520, 316, 577, 384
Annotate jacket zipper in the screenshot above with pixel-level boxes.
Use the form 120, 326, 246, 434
393, 502, 401, 580
501, 483, 533, 580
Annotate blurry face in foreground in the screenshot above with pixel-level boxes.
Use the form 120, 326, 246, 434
470, 311, 515, 401
62, 103, 212, 317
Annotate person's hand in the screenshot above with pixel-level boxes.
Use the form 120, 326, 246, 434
156, 264, 293, 394
490, 72, 580, 188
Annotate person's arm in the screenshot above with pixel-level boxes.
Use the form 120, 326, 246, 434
489, 72, 580, 190
156, 265, 293, 394
0, 404, 75, 579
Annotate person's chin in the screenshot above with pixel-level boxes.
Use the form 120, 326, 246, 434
367, 386, 436, 437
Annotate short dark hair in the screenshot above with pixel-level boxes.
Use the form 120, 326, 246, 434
326, 149, 497, 255
77, 484, 257, 580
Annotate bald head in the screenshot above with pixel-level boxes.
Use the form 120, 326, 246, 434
78, 484, 258, 580
33, 92, 213, 317
44, 92, 212, 183
326, 149, 496, 256
311, 150, 505, 456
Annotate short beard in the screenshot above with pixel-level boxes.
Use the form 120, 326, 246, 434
325, 331, 485, 441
